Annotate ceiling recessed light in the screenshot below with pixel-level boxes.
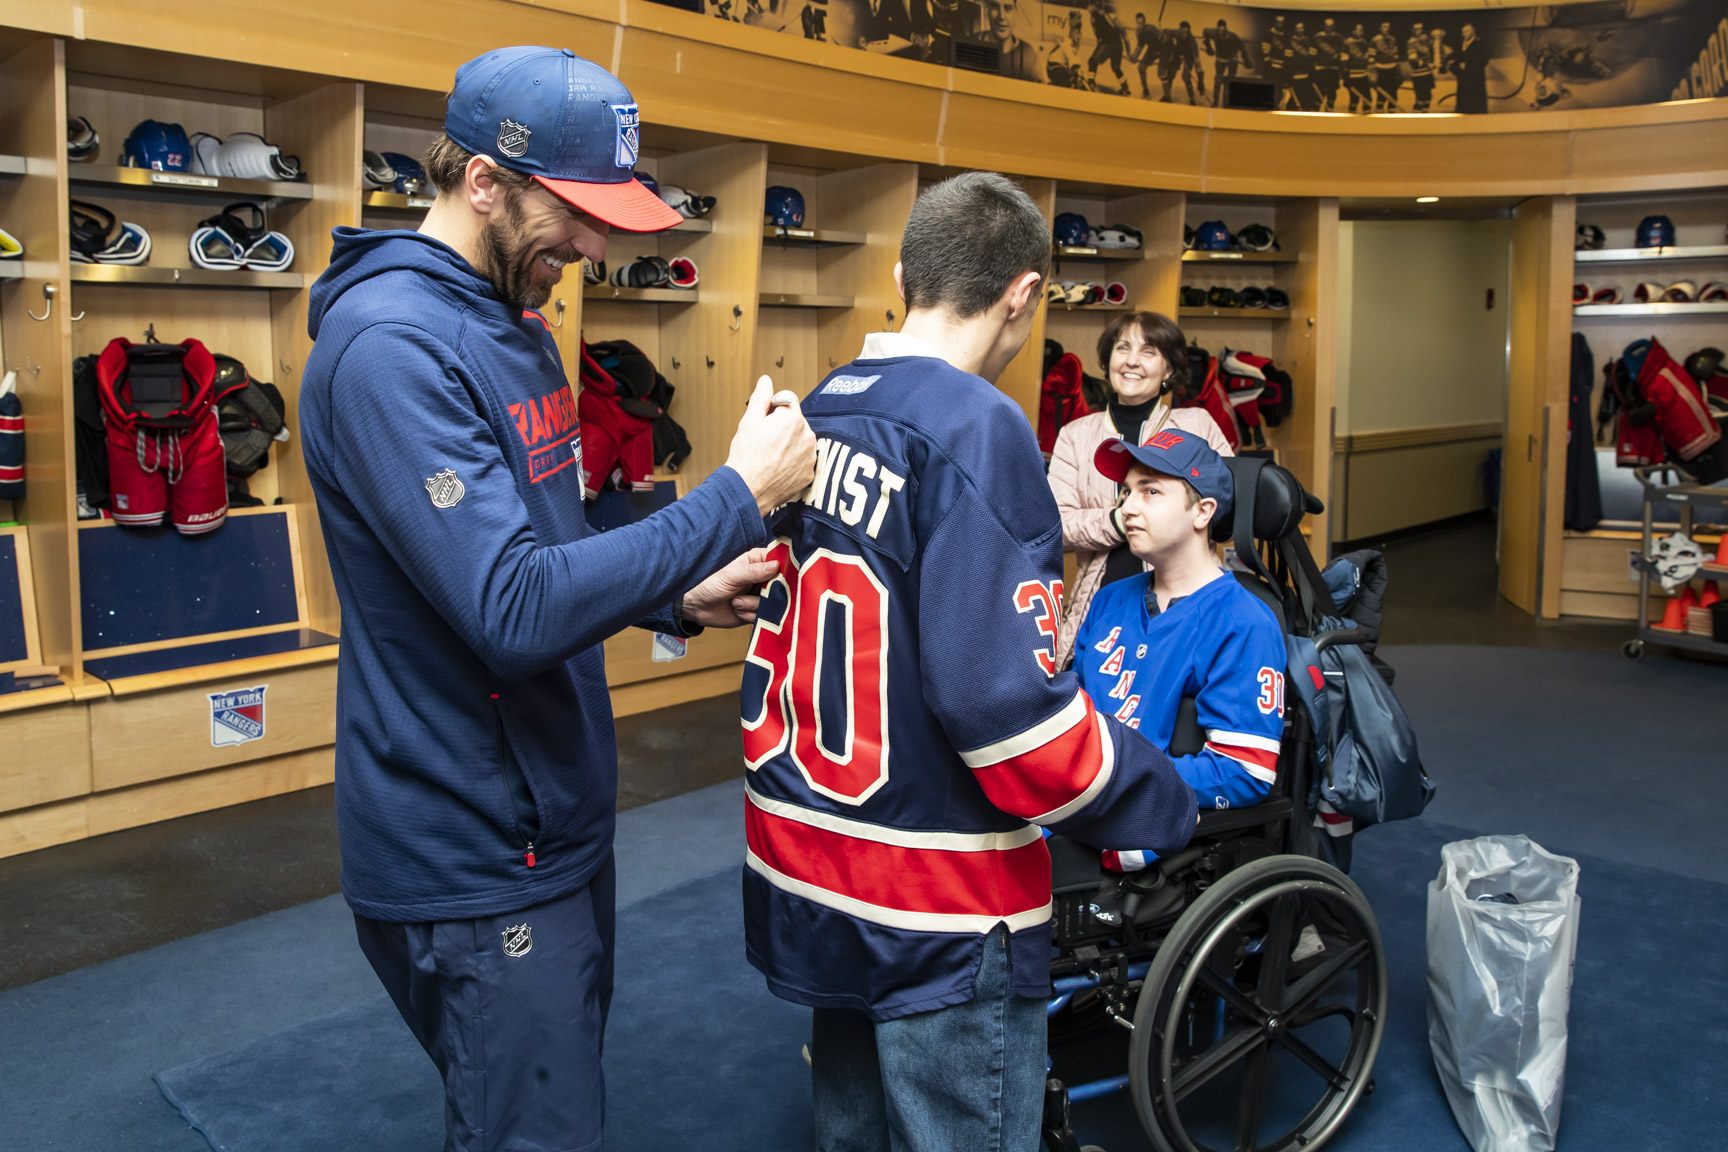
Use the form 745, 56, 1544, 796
1416, 196, 1440, 204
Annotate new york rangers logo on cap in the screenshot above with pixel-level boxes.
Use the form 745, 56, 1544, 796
497, 118, 531, 159
613, 104, 640, 168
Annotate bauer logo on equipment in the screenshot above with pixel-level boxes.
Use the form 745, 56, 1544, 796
209, 686, 268, 747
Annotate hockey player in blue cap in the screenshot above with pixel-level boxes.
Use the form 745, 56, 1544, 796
1077, 430, 1289, 871
299, 47, 815, 1151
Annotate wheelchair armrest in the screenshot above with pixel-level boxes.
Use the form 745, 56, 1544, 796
1193, 794, 1294, 839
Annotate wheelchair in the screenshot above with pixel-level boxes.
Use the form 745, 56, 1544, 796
1041, 458, 1388, 1152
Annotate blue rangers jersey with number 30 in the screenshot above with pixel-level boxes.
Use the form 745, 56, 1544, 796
740, 342, 1197, 1021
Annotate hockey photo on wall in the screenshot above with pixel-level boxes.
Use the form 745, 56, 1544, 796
672, 0, 1728, 114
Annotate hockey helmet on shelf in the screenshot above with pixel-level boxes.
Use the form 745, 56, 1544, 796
1206, 285, 1241, 309
1265, 287, 1289, 309
1240, 286, 1267, 309
122, 120, 192, 172
362, 151, 398, 191
765, 185, 806, 227
1575, 223, 1605, 251
1194, 220, 1233, 251
1235, 222, 1278, 252
380, 152, 430, 195
67, 116, 99, 161
1179, 285, 1208, 308
1635, 214, 1676, 248
1053, 212, 1090, 246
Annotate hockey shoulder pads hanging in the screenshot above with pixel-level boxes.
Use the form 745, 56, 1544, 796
95, 338, 216, 430
1037, 351, 1091, 460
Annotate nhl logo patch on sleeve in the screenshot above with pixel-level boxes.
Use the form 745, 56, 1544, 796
209, 686, 267, 747
425, 468, 465, 509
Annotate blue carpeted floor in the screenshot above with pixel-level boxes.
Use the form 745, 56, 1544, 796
0, 645, 1719, 1151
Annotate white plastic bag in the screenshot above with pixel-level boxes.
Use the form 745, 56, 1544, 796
1426, 835, 1581, 1152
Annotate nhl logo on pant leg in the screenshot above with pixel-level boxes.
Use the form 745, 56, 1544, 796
497, 119, 531, 159
425, 468, 464, 509
502, 923, 532, 957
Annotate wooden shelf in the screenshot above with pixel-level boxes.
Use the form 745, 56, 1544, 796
1054, 244, 1147, 261
1050, 300, 1130, 311
363, 190, 437, 211
69, 164, 313, 202
70, 264, 304, 289
1182, 250, 1295, 264
1575, 244, 1728, 265
583, 285, 698, 303
0, 155, 25, 177
671, 217, 713, 234
0, 263, 21, 281
762, 225, 865, 246
1572, 301, 1728, 317
1180, 306, 1291, 320
759, 291, 852, 308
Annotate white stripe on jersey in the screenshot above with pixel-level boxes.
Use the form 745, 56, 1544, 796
958, 691, 1088, 768
1204, 728, 1283, 754
746, 784, 1042, 852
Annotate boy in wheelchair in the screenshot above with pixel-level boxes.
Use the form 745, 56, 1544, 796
1076, 430, 1286, 869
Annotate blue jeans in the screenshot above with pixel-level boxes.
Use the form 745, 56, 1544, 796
810, 925, 1046, 1152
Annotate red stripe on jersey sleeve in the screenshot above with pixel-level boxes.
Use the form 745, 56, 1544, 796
969, 695, 1111, 822
1204, 740, 1279, 783
745, 801, 1052, 919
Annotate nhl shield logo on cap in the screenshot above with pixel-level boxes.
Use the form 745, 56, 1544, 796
613, 103, 639, 168
497, 118, 531, 159
425, 468, 464, 509
502, 923, 533, 957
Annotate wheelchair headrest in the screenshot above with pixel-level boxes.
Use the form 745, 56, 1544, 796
1210, 457, 1323, 544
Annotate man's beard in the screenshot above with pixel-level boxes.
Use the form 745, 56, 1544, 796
478, 191, 568, 311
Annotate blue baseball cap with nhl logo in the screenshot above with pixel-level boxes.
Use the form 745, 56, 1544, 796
445, 46, 681, 233
1094, 429, 1234, 515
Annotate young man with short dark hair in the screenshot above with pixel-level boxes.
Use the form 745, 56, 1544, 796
1077, 431, 1287, 871
740, 171, 1196, 1150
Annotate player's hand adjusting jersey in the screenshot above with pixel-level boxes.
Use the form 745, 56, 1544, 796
741, 344, 1196, 1020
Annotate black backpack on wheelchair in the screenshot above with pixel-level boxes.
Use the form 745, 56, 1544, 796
1043, 458, 1389, 1152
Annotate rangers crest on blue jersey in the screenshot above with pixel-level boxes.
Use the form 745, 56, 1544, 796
209, 686, 267, 747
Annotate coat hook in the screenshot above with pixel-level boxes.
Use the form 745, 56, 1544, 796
671, 356, 681, 370
280, 359, 293, 376
706, 355, 715, 368
729, 304, 742, 332
886, 308, 895, 328
26, 283, 55, 321
144, 323, 158, 343
775, 356, 784, 368
828, 357, 837, 368
553, 298, 566, 328
25, 355, 41, 375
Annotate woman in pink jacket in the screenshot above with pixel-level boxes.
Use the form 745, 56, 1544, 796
1047, 311, 1232, 669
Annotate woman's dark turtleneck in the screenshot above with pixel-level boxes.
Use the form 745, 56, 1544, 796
1109, 395, 1158, 447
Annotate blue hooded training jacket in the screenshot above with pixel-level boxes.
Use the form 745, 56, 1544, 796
301, 228, 768, 922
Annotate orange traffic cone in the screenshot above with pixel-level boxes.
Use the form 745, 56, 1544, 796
1704, 535, 1728, 575
1653, 589, 1692, 632
1702, 582, 1722, 608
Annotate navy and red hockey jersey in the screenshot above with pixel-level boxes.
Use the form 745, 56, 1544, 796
1075, 571, 1287, 871
741, 335, 1197, 1021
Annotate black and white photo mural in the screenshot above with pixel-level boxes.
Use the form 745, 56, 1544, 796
661, 0, 1728, 114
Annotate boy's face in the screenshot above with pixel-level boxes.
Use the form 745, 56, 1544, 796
1120, 464, 1216, 563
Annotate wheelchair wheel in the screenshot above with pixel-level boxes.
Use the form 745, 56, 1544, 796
1128, 855, 1385, 1152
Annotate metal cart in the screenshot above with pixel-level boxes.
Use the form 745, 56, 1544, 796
1624, 468, 1728, 661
